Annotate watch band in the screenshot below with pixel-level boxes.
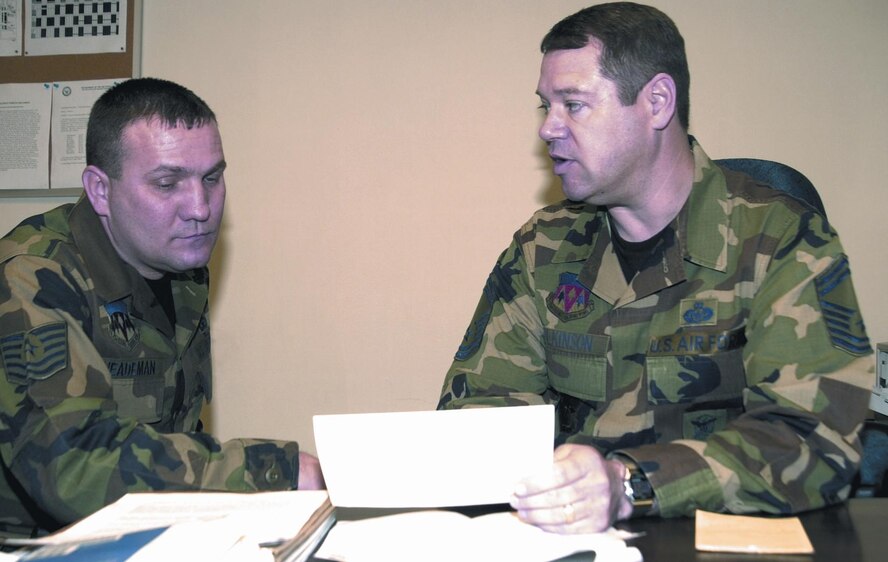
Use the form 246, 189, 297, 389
616, 456, 656, 518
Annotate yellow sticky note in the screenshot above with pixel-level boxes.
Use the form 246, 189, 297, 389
694, 510, 814, 554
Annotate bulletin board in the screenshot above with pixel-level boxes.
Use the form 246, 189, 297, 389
0, 0, 140, 84
0, 0, 141, 198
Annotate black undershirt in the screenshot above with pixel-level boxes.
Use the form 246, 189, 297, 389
611, 226, 667, 282
145, 274, 176, 326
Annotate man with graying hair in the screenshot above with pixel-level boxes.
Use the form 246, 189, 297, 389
438, 2, 872, 533
0, 77, 323, 538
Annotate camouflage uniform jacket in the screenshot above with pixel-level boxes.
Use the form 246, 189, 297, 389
0, 197, 300, 536
438, 141, 873, 517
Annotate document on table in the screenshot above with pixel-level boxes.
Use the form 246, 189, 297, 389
695, 510, 814, 554
313, 405, 554, 507
314, 510, 643, 562
37, 490, 333, 561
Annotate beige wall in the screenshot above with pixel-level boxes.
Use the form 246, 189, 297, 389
2, 1, 886, 454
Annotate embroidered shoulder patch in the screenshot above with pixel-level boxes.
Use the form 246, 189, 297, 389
104, 300, 140, 350
546, 272, 593, 321
455, 282, 495, 361
815, 255, 871, 355
1, 322, 68, 384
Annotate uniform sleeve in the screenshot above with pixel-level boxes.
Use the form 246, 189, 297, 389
437, 231, 553, 409
0, 255, 301, 529
622, 211, 873, 517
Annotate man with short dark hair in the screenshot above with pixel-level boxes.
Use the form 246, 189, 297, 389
438, 2, 872, 533
0, 77, 323, 538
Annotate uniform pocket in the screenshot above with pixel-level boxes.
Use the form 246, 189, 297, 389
543, 329, 609, 401
646, 328, 747, 406
111, 372, 165, 422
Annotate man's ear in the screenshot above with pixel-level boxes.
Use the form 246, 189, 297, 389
82, 165, 112, 217
644, 73, 677, 131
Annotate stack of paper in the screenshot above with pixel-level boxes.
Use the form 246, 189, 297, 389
10, 490, 333, 562
314, 510, 642, 562
312, 405, 642, 562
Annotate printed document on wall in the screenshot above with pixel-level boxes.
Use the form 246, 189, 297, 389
24, 0, 126, 56
0, 82, 50, 190
0, 0, 22, 57
51, 78, 120, 188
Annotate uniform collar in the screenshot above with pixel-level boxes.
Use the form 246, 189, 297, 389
679, 139, 732, 273
550, 139, 730, 305
68, 196, 209, 339
68, 195, 142, 304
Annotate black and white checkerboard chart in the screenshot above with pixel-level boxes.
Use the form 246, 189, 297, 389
30, 0, 120, 39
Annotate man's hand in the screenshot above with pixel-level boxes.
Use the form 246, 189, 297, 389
297, 452, 326, 490
509, 443, 632, 533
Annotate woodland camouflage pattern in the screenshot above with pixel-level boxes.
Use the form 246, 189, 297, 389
439, 140, 873, 517
0, 198, 300, 537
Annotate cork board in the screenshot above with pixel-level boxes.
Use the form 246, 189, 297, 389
0, 0, 139, 84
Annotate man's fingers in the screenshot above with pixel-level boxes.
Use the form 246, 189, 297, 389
514, 497, 612, 534
513, 444, 598, 499
511, 481, 585, 509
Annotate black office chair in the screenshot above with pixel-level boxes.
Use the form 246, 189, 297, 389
716, 159, 888, 498
715, 158, 827, 219
850, 419, 888, 498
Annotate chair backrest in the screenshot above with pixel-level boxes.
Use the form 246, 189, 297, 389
850, 419, 888, 498
715, 158, 827, 219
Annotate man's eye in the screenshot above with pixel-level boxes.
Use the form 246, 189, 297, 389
538, 103, 550, 114
155, 179, 176, 190
565, 102, 583, 113
203, 175, 221, 185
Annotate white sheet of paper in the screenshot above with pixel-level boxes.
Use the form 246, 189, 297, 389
24, 0, 127, 56
0, 82, 51, 190
313, 405, 554, 507
0, 1, 22, 57
50, 78, 120, 188
314, 511, 643, 562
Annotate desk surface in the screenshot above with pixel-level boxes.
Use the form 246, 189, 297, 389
617, 499, 883, 562
317, 499, 886, 562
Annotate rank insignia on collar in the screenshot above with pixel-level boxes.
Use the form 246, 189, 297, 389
104, 300, 140, 350
547, 272, 593, 321
680, 299, 717, 326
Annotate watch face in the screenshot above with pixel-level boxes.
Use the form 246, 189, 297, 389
629, 469, 654, 501
630, 479, 650, 500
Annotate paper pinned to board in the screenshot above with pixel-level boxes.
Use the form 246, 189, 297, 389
695, 510, 814, 554
313, 405, 554, 507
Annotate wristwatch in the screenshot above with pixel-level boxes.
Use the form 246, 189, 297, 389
615, 456, 657, 517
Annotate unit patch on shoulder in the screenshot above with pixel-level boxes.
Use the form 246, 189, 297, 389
104, 300, 140, 350
815, 254, 871, 355
546, 272, 593, 322
455, 282, 495, 361
1, 322, 68, 384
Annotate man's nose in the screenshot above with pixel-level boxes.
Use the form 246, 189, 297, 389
180, 179, 211, 221
539, 109, 567, 142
